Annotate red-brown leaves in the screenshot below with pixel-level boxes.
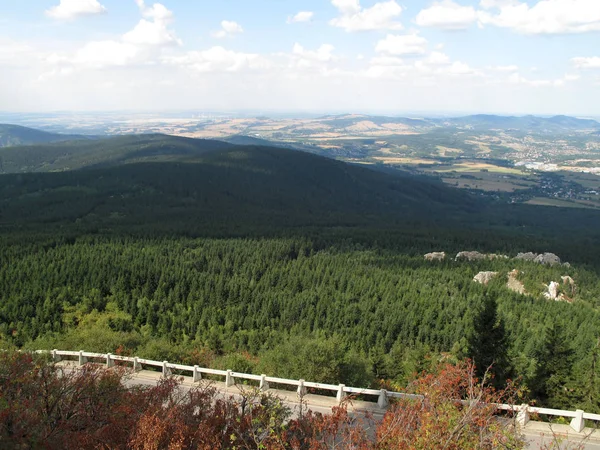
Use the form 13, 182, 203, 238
0, 352, 524, 450
376, 360, 524, 450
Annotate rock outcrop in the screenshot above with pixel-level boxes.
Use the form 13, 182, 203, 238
561, 276, 576, 297
507, 269, 526, 295
456, 251, 486, 261
455, 251, 508, 261
515, 252, 537, 262
427, 250, 567, 266
515, 252, 562, 266
544, 281, 561, 300
534, 253, 562, 266
472, 268, 577, 302
561, 275, 575, 286
424, 252, 446, 261
473, 271, 499, 285
543, 278, 575, 303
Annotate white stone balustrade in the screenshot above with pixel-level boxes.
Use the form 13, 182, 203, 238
42, 349, 600, 432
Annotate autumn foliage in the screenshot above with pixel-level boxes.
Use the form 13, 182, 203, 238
376, 361, 524, 449
0, 352, 524, 449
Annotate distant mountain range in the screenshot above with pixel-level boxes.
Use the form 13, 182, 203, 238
318, 115, 431, 129
436, 114, 600, 131
318, 113, 600, 132
1, 113, 598, 151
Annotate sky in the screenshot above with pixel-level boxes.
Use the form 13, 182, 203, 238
1, 0, 600, 116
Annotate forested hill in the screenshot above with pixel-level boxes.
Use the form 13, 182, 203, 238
0, 141, 475, 233
0, 124, 92, 148
2, 132, 600, 261
0, 133, 233, 173
2, 129, 600, 416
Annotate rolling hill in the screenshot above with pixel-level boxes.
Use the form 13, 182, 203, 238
318, 114, 432, 129
0, 131, 471, 219
2, 129, 600, 265
295, 114, 600, 133
0, 134, 232, 174
0, 124, 93, 148
439, 114, 600, 131
0, 136, 475, 232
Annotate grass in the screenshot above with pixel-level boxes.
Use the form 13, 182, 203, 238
442, 176, 533, 192
525, 197, 598, 209
373, 156, 441, 165
436, 146, 463, 157
465, 140, 492, 154
560, 171, 600, 190
432, 162, 525, 175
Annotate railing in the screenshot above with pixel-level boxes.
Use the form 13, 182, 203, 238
42, 350, 600, 433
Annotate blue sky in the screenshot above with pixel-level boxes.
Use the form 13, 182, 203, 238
1, 0, 600, 115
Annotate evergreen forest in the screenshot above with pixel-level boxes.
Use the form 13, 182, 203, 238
1, 132, 600, 414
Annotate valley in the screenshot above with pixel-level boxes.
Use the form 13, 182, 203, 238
1, 118, 600, 428
5, 0, 600, 446
5, 112, 599, 209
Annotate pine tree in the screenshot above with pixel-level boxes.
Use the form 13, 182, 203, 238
573, 337, 600, 411
467, 294, 510, 387
531, 323, 575, 408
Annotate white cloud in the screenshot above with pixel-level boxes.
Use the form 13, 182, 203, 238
487, 64, 519, 72
572, 56, 600, 69
478, 0, 600, 34
445, 61, 478, 75
163, 47, 266, 73
366, 48, 482, 81
507, 72, 578, 87
139, 1, 173, 21
74, 41, 141, 68
212, 20, 244, 38
330, 0, 403, 32
364, 64, 407, 79
124, 1, 181, 46
369, 55, 405, 66
8, 0, 597, 114
416, 0, 478, 30
508, 73, 554, 87
293, 44, 336, 62
46, 0, 106, 20
365, 53, 411, 79
331, 0, 361, 15
425, 51, 451, 65
287, 11, 314, 24
414, 53, 479, 76
375, 33, 428, 56
46, 40, 150, 72
479, 0, 519, 8
124, 18, 180, 46
0, 39, 37, 68
45, 0, 180, 73
289, 43, 338, 70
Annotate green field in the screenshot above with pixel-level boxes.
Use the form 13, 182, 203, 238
526, 197, 600, 209
443, 173, 536, 192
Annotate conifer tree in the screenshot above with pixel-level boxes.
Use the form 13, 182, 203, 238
467, 294, 510, 387
531, 324, 576, 408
